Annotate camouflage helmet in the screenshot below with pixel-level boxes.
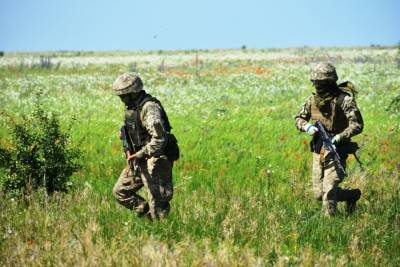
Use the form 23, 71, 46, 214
113, 73, 143, 96
310, 62, 338, 82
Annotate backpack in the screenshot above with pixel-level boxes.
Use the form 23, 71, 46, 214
337, 81, 357, 107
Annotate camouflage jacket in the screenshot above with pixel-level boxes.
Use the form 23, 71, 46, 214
295, 93, 364, 141
125, 100, 169, 159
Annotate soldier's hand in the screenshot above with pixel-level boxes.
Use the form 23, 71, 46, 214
331, 134, 342, 145
304, 123, 318, 136
127, 153, 136, 162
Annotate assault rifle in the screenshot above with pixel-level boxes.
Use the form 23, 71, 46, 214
315, 120, 347, 177
120, 123, 135, 167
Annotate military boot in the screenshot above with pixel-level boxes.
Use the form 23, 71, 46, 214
135, 202, 150, 218
345, 189, 361, 215
323, 190, 337, 217
156, 202, 171, 219
337, 188, 361, 215
324, 200, 337, 216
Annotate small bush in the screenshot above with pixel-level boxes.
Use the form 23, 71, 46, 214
0, 51, 4, 57
130, 62, 137, 72
158, 60, 165, 72
39, 56, 52, 68
17, 56, 61, 70
35, 56, 61, 69
0, 100, 81, 196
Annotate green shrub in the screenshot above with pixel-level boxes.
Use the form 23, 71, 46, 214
34, 56, 61, 69
0, 101, 81, 196
16, 56, 61, 70
387, 94, 400, 113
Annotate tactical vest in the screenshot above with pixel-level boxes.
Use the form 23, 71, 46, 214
124, 94, 171, 149
310, 93, 348, 134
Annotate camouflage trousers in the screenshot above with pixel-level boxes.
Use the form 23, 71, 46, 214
113, 156, 173, 219
311, 150, 357, 216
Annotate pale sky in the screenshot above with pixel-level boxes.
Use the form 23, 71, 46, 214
0, 0, 399, 51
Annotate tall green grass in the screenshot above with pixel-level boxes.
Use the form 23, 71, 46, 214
0, 48, 399, 266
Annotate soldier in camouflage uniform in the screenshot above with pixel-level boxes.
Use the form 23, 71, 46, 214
295, 63, 363, 216
112, 73, 175, 220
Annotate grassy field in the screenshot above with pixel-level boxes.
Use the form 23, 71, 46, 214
0, 47, 399, 266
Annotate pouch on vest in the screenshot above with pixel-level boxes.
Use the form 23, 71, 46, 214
165, 133, 180, 161
311, 135, 359, 156
310, 134, 323, 153
337, 141, 359, 155
127, 94, 179, 160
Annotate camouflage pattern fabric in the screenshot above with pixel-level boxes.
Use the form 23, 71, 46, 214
139, 156, 173, 219
310, 62, 338, 81
134, 101, 169, 159
113, 72, 143, 95
113, 157, 173, 219
311, 150, 346, 216
295, 94, 363, 141
114, 94, 174, 219
113, 166, 148, 214
295, 83, 364, 216
311, 150, 361, 216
